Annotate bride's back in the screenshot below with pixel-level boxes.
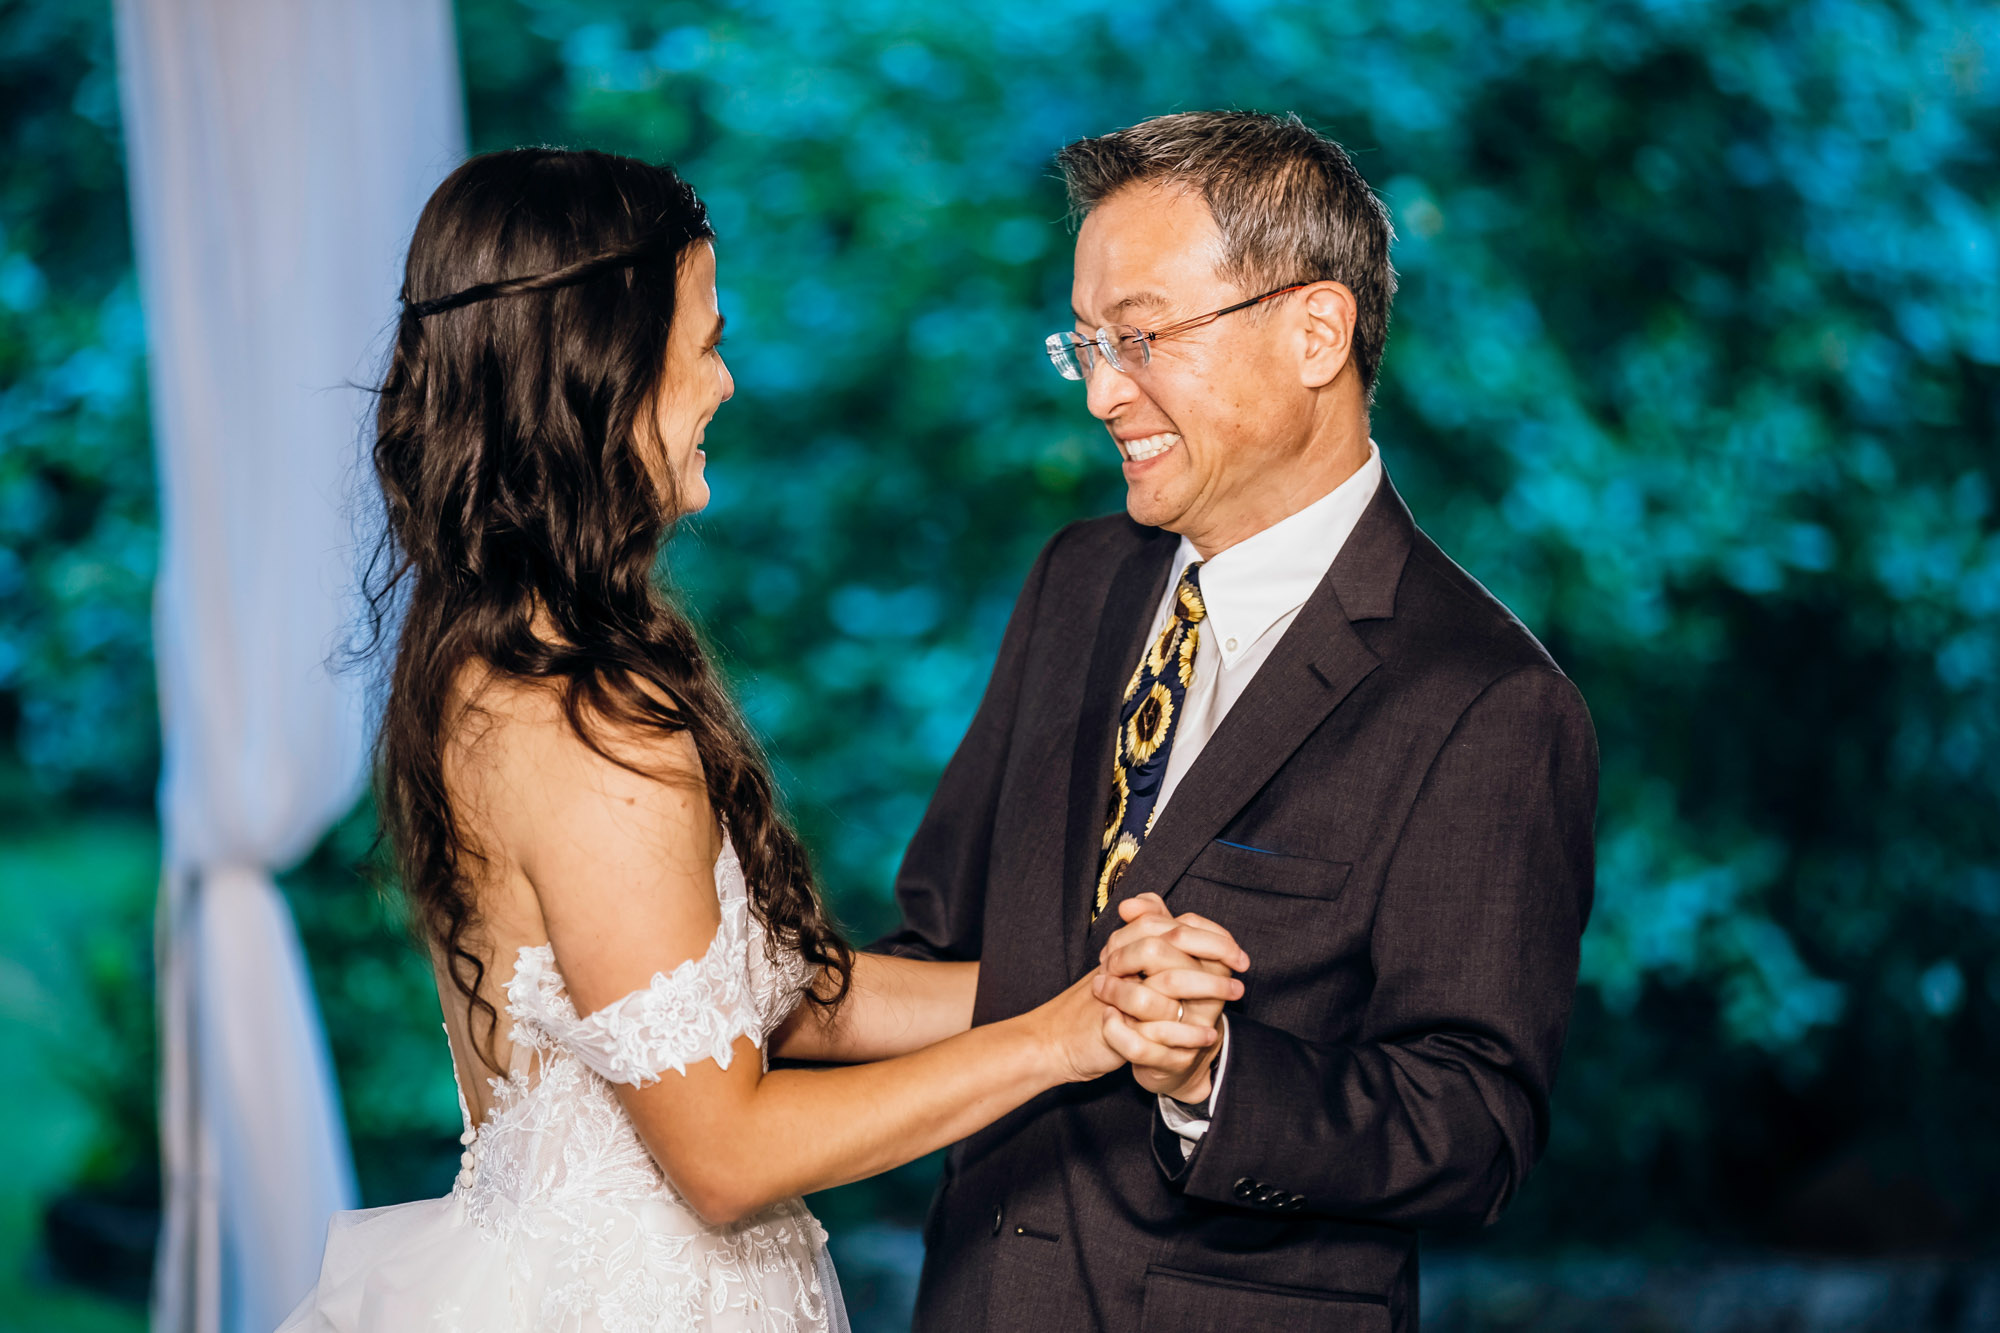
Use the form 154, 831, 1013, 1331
431, 657, 727, 1124
431, 662, 558, 1124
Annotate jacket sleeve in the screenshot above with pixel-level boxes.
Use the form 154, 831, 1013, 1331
869, 525, 1068, 963
1180, 664, 1599, 1228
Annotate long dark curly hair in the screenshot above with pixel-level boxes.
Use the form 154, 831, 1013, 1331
362, 148, 851, 1070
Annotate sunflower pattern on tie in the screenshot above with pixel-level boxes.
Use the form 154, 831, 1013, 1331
1098, 561, 1206, 918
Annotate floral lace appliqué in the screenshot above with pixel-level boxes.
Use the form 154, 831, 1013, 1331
507, 851, 777, 1086
445, 836, 830, 1331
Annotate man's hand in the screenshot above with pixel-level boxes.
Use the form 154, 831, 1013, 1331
1092, 893, 1248, 1102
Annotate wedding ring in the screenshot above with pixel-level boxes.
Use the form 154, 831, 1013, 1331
1175, 1001, 1186, 1023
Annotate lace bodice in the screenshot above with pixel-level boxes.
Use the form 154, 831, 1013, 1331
435, 834, 835, 1330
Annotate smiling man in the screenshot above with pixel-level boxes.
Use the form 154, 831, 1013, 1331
880, 111, 1599, 1332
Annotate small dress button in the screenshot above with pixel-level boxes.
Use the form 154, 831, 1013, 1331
1232, 1177, 1258, 1200
1225, 636, 1239, 652
991, 1205, 1004, 1236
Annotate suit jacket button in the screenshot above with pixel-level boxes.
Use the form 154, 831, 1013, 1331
991, 1206, 1003, 1236
1284, 1195, 1306, 1211
1232, 1177, 1258, 1200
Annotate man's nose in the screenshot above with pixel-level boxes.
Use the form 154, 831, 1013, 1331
1084, 357, 1141, 421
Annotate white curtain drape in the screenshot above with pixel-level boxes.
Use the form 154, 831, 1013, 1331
113, 2, 464, 1329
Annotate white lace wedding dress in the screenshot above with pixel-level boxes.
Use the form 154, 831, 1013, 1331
279, 836, 848, 1332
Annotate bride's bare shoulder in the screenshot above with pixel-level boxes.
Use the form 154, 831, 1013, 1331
444, 660, 710, 850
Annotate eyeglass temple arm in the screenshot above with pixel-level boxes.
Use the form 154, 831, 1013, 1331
1144, 284, 1314, 341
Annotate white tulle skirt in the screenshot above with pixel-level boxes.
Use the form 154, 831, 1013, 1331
277, 1191, 849, 1333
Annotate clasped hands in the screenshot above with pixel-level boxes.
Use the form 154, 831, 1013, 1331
1090, 893, 1248, 1104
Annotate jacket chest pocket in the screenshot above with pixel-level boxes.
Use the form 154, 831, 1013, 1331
1180, 839, 1352, 901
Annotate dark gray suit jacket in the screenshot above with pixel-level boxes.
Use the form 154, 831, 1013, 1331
878, 476, 1598, 1332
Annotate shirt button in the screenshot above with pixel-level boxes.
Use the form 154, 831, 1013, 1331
1225, 637, 1239, 652
991, 1206, 1004, 1236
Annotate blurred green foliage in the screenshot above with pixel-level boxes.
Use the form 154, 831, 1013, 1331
1, 0, 1996, 1271
0, 0, 154, 799
0, 762, 153, 1325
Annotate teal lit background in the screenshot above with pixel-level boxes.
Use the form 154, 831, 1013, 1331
2, 1, 1997, 1329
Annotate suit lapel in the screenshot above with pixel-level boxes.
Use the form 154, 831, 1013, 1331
1061, 529, 1178, 977
1083, 476, 1418, 958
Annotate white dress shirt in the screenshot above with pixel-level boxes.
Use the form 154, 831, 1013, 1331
1144, 441, 1384, 1156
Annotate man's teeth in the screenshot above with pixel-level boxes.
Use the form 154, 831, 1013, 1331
1124, 432, 1181, 462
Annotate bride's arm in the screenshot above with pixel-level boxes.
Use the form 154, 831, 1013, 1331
496, 701, 1233, 1227
768, 953, 978, 1064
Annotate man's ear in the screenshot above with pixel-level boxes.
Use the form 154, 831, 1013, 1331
1297, 280, 1357, 390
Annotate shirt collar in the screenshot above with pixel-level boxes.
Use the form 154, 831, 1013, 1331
1170, 440, 1384, 667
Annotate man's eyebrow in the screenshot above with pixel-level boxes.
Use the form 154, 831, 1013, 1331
1071, 290, 1173, 326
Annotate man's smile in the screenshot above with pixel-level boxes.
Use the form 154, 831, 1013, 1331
1117, 430, 1182, 463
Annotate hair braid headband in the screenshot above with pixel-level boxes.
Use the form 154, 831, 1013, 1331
399, 225, 700, 321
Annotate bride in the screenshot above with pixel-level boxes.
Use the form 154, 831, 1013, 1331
280, 148, 1241, 1331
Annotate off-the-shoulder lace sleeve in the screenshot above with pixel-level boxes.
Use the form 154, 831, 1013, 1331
511, 893, 764, 1087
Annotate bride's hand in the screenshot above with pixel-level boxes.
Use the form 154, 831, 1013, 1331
1093, 894, 1247, 1101
1028, 968, 1126, 1084
1096, 893, 1250, 976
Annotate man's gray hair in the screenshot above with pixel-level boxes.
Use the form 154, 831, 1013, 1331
1056, 111, 1398, 398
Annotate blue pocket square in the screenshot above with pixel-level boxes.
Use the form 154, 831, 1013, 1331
1214, 838, 1280, 856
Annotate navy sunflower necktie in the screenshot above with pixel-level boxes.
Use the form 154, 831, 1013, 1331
1097, 561, 1206, 918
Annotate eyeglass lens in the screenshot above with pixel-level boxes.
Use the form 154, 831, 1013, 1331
1044, 327, 1150, 381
